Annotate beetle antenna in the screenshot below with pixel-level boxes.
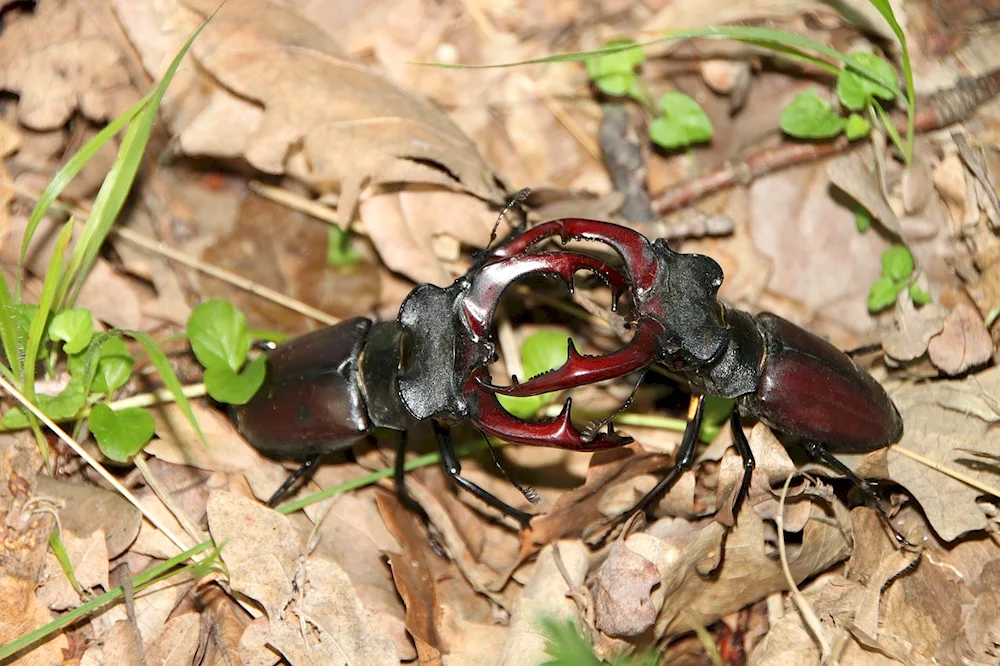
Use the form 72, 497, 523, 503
478, 428, 540, 504
486, 187, 532, 252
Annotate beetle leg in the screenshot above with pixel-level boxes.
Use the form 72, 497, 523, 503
434, 422, 534, 527
729, 409, 756, 519
266, 453, 323, 508
804, 441, 916, 549
486, 319, 665, 397
465, 369, 633, 452
629, 394, 705, 517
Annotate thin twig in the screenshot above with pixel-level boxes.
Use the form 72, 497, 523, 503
890, 444, 1000, 499
776, 474, 830, 660
652, 69, 1000, 215
7, 182, 340, 325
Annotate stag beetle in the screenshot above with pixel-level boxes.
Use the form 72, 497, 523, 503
232, 237, 634, 523
479, 219, 904, 525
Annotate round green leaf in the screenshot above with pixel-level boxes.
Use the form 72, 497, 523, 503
867, 276, 903, 312
853, 203, 872, 233
49, 309, 93, 355
837, 53, 898, 110
204, 354, 267, 405
880, 245, 914, 281
649, 92, 713, 150
585, 39, 644, 98
780, 89, 846, 139
844, 113, 871, 141
93, 338, 134, 395
909, 283, 932, 306
90, 404, 155, 462
497, 330, 571, 419
187, 299, 251, 372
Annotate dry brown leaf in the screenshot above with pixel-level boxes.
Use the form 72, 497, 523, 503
206, 491, 301, 619
75, 259, 142, 331
848, 367, 1000, 541
240, 556, 399, 666
144, 612, 200, 666
749, 162, 887, 333
112, 0, 505, 225
103, 572, 191, 650
201, 598, 250, 666
100, 619, 145, 666
827, 152, 903, 237
34, 476, 141, 558
629, 491, 851, 638
380, 494, 443, 665
882, 293, 944, 362
147, 402, 269, 474
0, 0, 136, 129
310, 494, 411, 660
926, 303, 994, 375
37, 529, 109, 610
498, 541, 589, 665
591, 540, 660, 637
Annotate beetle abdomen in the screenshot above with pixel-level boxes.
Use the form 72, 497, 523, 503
233, 318, 372, 460
745, 313, 902, 452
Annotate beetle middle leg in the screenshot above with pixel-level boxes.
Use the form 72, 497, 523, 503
266, 453, 324, 508
433, 422, 533, 527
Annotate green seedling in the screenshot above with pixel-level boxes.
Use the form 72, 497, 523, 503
187, 299, 267, 405
868, 244, 930, 312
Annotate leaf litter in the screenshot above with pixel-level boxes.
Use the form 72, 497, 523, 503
1, 0, 1000, 664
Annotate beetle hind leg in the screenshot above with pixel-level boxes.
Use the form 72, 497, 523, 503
804, 441, 917, 550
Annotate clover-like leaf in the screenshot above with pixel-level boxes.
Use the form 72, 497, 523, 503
868, 276, 903, 312
780, 89, 845, 139
49, 309, 94, 355
837, 53, 898, 111
187, 299, 251, 372
881, 245, 915, 282
497, 330, 571, 419
90, 404, 155, 463
204, 354, 267, 405
649, 92, 713, 150
1, 376, 88, 428
909, 283, 932, 306
585, 39, 644, 98
844, 113, 871, 141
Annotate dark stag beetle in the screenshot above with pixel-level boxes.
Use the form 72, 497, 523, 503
480, 218, 904, 529
232, 229, 635, 524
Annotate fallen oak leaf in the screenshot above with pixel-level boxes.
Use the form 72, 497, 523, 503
882, 291, 944, 363
113, 0, 505, 225
927, 303, 993, 375
0, 0, 136, 129
846, 366, 1000, 541
590, 540, 660, 637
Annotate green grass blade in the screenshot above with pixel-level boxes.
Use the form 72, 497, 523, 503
126, 330, 206, 445
0, 540, 214, 661
48, 529, 83, 595
0, 270, 23, 381
865, 0, 915, 162
59, 18, 211, 308
22, 221, 74, 401
16, 97, 148, 299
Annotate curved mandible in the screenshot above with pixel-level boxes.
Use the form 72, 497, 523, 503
460, 250, 628, 339
483, 219, 661, 293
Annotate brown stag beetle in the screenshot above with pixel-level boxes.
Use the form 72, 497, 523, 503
232, 219, 634, 524
480, 218, 904, 530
